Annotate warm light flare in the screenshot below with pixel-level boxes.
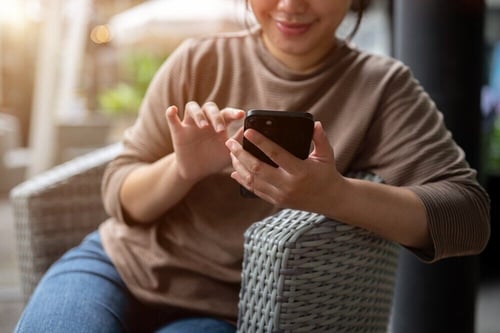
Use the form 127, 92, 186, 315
0, 0, 25, 28
90, 24, 112, 44
0, 0, 40, 32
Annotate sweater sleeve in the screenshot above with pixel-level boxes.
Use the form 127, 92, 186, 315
358, 62, 490, 262
101, 40, 194, 224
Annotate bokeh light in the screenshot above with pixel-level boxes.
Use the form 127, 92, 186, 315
90, 24, 112, 44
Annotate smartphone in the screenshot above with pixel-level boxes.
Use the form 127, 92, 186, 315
241, 109, 314, 197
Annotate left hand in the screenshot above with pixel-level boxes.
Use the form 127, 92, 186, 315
226, 121, 343, 211
167, 102, 245, 182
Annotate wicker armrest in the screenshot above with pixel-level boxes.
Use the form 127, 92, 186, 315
9, 143, 122, 302
237, 174, 400, 333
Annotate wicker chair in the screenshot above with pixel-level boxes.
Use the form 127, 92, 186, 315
10, 143, 400, 333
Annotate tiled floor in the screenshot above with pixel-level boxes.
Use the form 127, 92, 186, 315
0, 195, 499, 333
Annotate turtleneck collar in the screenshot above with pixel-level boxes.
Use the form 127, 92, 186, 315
249, 26, 349, 81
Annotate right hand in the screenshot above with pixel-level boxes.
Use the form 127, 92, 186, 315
166, 101, 245, 182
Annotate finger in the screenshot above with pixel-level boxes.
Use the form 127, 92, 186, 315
185, 101, 208, 128
229, 152, 255, 191
202, 102, 225, 133
228, 136, 291, 203
226, 138, 260, 173
243, 129, 300, 172
229, 154, 282, 204
310, 121, 334, 162
221, 108, 245, 122
165, 105, 182, 133
226, 138, 278, 190
229, 151, 273, 197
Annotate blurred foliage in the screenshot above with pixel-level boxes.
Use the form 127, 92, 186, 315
483, 43, 500, 175
98, 52, 166, 117
487, 114, 500, 174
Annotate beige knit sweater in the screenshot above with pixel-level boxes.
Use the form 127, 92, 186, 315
99, 28, 490, 321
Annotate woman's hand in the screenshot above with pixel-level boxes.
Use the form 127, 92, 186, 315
226, 121, 343, 212
166, 101, 245, 182
120, 101, 244, 224
226, 121, 431, 250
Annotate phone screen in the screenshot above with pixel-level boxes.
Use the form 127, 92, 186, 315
241, 109, 314, 197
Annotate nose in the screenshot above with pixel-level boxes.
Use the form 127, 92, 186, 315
277, 0, 308, 13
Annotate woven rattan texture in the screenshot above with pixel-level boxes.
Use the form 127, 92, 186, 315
10, 144, 399, 331
237, 175, 400, 333
10, 143, 122, 302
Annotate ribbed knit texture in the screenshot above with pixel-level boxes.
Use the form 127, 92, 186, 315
99, 28, 489, 321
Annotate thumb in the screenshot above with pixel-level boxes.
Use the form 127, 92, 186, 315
230, 125, 245, 143
310, 121, 334, 162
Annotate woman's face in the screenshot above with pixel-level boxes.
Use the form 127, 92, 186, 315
248, 0, 351, 71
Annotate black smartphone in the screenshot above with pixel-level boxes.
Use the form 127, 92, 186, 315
241, 109, 314, 197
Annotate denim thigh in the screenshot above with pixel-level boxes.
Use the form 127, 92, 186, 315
14, 231, 156, 333
156, 317, 236, 333
14, 231, 237, 333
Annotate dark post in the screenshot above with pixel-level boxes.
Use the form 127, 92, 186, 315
391, 1, 485, 332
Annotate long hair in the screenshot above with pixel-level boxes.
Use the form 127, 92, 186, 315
242, 0, 369, 41
347, 0, 369, 41
243, 0, 369, 41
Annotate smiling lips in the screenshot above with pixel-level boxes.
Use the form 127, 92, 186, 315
271, 14, 315, 36
275, 21, 311, 36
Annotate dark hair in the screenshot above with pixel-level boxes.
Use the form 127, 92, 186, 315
347, 0, 368, 41
242, 0, 368, 41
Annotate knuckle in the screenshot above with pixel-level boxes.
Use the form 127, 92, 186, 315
248, 161, 262, 174
203, 102, 218, 112
203, 101, 217, 107
268, 150, 279, 162
185, 103, 199, 116
186, 101, 198, 110
243, 173, 254, 187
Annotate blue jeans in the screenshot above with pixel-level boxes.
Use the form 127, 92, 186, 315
15, 231, 236, 333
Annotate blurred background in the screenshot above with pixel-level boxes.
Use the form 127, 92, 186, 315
0, 0, 250, 182
0, 0, 499, 332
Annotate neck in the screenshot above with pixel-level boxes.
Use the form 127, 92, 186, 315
262, 34, 337, 72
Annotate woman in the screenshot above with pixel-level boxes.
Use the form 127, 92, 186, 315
15, 0, 490, 332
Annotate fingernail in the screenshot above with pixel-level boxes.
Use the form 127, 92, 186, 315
216, 124, 224, 132
225, 140, 235, 150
